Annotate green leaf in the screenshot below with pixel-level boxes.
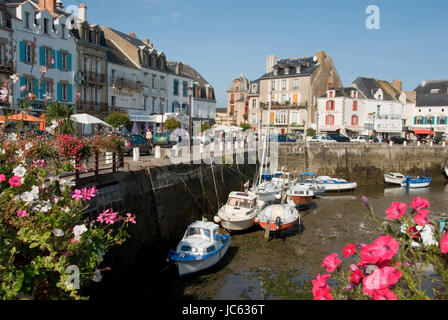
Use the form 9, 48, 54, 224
29, 242, 40, 249
12, 281, 22, 292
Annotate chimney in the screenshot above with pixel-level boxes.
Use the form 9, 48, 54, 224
265, 54, 278, 73
175, 62, 182, 75
316, 50, 325, 63
143, 38, 150, 45
129, 32, 136, 37
78, 3, 87, 22
56, 0, 63, 9
149, 43, 153, 48
391, 79, 402, 92
39, 0, 56, 14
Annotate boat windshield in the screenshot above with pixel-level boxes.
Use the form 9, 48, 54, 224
227, 197, 255, 209
185, 227, 211, 241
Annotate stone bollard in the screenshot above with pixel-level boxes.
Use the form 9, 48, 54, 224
443, 141, 446, 147
226, 141, 232, 151
240, 140, 244, 148
430, 141, 433, 147
417, 141, 421, 147
133, 147, 140, 161
199, 143, 204, 154
389, 141, 393, 146
219, 141, 223, 151
155, 145, 161, 159
403, 141, 407, 146
172, 144, 178, 157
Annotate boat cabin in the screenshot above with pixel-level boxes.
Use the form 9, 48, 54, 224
226, 192, 257, 209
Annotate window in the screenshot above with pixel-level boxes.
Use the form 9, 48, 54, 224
44, 80, 52, 97
351, 116, 359, 126
83, 87, 88, 102
61, 52, 68, 70
61, 24, 66, 38
111, 96, 116, 107
252, 99, 257, 109
353, 100, 358, 111
44, 18, 49, 34
173, 79, 179, 95
293, 79, 298, 89
275, 112, 287, 125
352, 91, 358, 98
61, 83, 68, 101
325, 115, 335, 125
43, 47, 52, 67
281, 80, 286, 90
151, 56, 155, 68
25, 12, 30, 28
183, 81, 188, 97
25, 42, 32, 64
25, 77, 33, 93
94, 88, 98, 103
95, 60, 99, 74
111, 69, 115, 78
151, 75, 156, 89
328, 91, 334, 98
0, 44, 3, 65
271, 80, 275, 91
326, 100, 335, 111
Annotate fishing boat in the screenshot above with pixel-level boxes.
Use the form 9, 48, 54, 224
214, 191, 266, 231
315, 176, 357, 191
297, 172, 325, 197
255, 203, 300, 231
168, 221, 230, 276
401, 176, 431, 188
286, 183, 314, 208
384, 172, 405, 185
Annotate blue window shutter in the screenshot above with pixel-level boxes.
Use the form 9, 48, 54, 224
68, 84, 72, 102
57, 82, 62, 101
39, 80, 45, 99
446, 116, 448, 124
33, 79, 39, 96
20, 76, 26, 87
51, 49, 56, 68
39, 47, 45, 65
433, 116, 435, 125
437, 116, 440, 125
414, 116, 417, 125
19, 41, 25, 62
57, 50, 61, 69
68, 53, 72, 71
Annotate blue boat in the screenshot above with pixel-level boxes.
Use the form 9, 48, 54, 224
400, 176, 431, 188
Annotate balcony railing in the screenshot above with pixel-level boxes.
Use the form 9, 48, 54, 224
82, 71, 107, 84
0, 64, 12, 74
77, 100, 109, 113
109, 76, 144, 91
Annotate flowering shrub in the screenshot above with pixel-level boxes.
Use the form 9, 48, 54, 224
89, 134, 125, 155
55, 134, 91, 162
312, 196, 448, 300
0, 133, 136, 300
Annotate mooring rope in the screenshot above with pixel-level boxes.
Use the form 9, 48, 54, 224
199, 167, 216, 213
211, 163, 221, 209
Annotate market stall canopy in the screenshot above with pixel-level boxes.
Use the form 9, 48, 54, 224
6, 113, 43, 122
412, 129, 435, 135
70, 113, 112, 127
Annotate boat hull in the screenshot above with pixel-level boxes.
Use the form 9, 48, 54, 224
290, 195, 313, 206
384, 175, 404, 185
401, 181, 431, 188
319, 182, 357, 191
177, 241, 230, 276
258, 219, 298, 231
220, 217, 256, 231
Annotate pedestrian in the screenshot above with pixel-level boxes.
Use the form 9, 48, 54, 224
146, 129, 153, 141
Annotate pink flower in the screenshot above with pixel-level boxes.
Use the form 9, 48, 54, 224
8, 175, 22, 187
71, 239, 79, 243
373, 288, 397, 300
342, 243, 356, 258
17, 210, 28, 217
363, 266, 402, 291
125, 213, 136, 224
71, 189, 83, 201
385, 202, 407, 220
441, 233, 448, 254
313, 288, 333, 300
414, 209, 430, 226
350, 268, 365, 285
0, 174, 5, 182
312, 273, 331, 295
410, 197, 429, 212
360, 236, 399, 265
322, 253, 342, 273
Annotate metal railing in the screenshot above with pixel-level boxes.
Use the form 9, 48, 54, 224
60, 152, 124, 180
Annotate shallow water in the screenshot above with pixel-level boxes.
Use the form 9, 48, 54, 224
175, 181, 448, 300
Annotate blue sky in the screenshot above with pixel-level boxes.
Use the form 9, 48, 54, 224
65, 0, 448, 108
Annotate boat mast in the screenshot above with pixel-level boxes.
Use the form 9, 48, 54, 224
258, 75, 272, 186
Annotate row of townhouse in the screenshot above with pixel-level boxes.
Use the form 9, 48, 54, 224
0, 0, 216, 133
224, 49, 448, 138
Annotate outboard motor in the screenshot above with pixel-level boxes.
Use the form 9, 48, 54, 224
275, 216, 282, 230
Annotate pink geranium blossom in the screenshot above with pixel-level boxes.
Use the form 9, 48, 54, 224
410, 197, 429, 211
71, 189, 83, 201
313, 288, 333, 300
342, 243, 356, 258
322, 253, 342, 273
373, 288, 397, 300
312, 273, 331, 295
360, 236, 399, 265
9, 176, 22, 187
414, 209, 430, 226
385, 202, 407, 220
17, 210, 28, 217
363, 266, 402, 291
350, 268, 365, 285
125, 213, 136, 224
441, 233, 448, 254
0, 174, 5, 182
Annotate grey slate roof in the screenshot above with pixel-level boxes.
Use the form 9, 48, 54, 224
351, 77, 401, 101
319, 87, 365, 99
259, 56, 319, 79
105, 39, 138, 70
415, 80, 448, 107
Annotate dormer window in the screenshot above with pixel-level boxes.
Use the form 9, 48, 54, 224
352, 90, 358, 98
328, 90, 335, 98
44, 18, 49, 34
430, 89, 440, 94
61, 24, 66, 38
25, 12, 30, 28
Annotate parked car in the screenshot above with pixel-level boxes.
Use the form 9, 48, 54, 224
310, 135, 337, 143
387, 135, 408, 144
350, 136, 369, 143
153, 132, 177, 147
123, 134, 153, 155
327, 133, 350, 142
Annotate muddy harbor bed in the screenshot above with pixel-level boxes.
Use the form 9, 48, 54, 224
161, 183, 448, 300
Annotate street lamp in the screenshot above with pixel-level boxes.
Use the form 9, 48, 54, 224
187, 86, 193, 152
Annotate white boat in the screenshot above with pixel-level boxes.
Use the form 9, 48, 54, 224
401, 176, 431, 188
252, 180, 282, 202
315, 176, 357, 191
445, 167, 448, 177
271, 171, 291, 189
168, 221, 230, 276
384, 172, 405, 185
255, 203, 300, 231
214, 191, 266, 231
286, 183, 314, 208
298, 172, 325, 197
400, 223, 437, 248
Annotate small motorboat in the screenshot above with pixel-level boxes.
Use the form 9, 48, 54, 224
255, 203, 300, 231
168, 221, 230, 276
315, 176, 357, 191
401, 176, 431, 188
271, 171, 291, 190
298, 172, 325, 197
286, 183, 314, 208
384, 172, 405, 185
214, 191, 266, 231
252, 180, 282, 202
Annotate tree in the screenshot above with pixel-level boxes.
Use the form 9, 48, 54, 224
163, 117, 181, 131
105, 111, 130, 129
45, 102, 77, 134
201, 122, 211, 132
306, 128, 316, 137
240, 123, 252, 132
